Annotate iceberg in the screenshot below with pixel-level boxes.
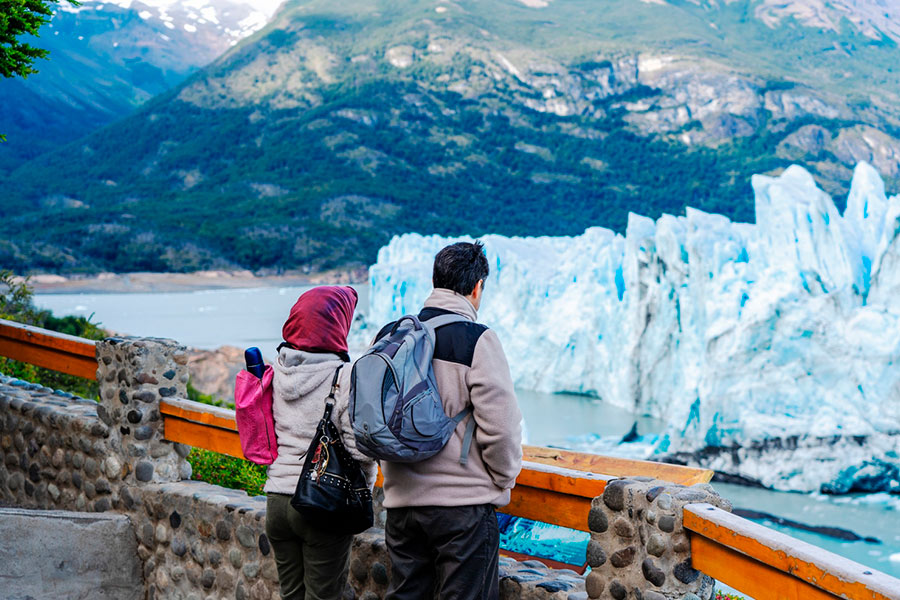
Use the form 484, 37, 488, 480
365, 163, 900, 493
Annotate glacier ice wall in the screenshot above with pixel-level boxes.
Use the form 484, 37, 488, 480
366, 163, 900, 492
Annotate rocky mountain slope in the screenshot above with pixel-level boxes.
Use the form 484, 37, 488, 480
3, 0, 899, 274
0, 0, 282, 171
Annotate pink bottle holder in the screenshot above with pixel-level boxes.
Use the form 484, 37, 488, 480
234, 365, 277, 465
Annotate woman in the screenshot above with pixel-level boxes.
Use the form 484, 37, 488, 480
264, 285, 377, 600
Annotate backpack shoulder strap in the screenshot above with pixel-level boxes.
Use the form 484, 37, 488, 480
450, 407, 476, 465
422, 312, 469, 332
387, 314, 424, 337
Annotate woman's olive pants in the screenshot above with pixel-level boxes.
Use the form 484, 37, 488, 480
265, 493, 353, 600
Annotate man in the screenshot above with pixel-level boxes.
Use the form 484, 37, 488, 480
374, 241, 523, 600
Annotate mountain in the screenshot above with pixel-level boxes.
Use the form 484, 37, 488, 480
3, 0, 900, 274
0, 0, 283, 172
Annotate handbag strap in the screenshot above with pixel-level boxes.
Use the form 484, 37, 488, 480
321, 364, 343, 422
318, 364, 367, 482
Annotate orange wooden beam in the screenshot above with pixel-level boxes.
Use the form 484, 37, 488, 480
0, 318, 98, 380
690, 535, 839, 600
163, 416, 244, 459
501, 461, 611, 532
523, 444, 713, 486
501, 482, 593, 532
515, 461, 611, 499
160, 398, 239, 432
685, 503, 900, 600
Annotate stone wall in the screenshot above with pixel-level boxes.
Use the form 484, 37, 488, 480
584, 478, 732, 600
0, 336, 593, 600
0, 375, 117, 512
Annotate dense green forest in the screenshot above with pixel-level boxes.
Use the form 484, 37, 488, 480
3, 0, 899, 274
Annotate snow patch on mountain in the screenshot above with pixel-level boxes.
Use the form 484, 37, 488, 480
61, 0, 284, 44
365, 162, 900, 493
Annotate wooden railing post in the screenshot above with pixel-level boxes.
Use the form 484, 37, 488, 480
96, 337, 192, 485
584, 478, 731, 600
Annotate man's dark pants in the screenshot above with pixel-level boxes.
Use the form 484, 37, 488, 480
385, 504, 500, 600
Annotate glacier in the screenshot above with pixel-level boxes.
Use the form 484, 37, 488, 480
364, 163, 900, 493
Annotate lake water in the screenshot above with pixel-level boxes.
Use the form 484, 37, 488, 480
35, 286, 900, 580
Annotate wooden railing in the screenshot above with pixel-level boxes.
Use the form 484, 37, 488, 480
0, 318, 98, 380
159, 397, 710, 535
4, 319, 900, 599
685, 504, 900, 600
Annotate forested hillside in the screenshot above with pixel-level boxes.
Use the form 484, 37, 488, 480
4, 0, 900, 273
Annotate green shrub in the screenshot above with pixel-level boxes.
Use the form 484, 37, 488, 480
187, 448, 267, 497
187, 380, 234, 410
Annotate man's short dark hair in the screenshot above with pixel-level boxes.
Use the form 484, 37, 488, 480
432, 241, 489, 296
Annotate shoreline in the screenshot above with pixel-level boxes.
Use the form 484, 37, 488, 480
25, 268, 368, 295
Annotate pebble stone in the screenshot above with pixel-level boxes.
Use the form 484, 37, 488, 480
642, 558, 666, 587
586, 540, 607, 567
243, 562, 261, 579
351, 559, 368, 582
208, 549, 222, 567
371, 562, 389, 585
608, 579, 627, 600
658, 515, 676, 533
135, 461, 154, 482
647, 533, 667, 557
588, 505, 608, 533
229, 548, 244, 568
584, 571, 604, 597
613, 518, 635, 538
609, 546, 636, 568
602, 481, 627, 511
200, 569, 215, 589
215, 521, 231, 541
674, 560, 701, 584
228, 524, 252, 548
258, 533, 271, 556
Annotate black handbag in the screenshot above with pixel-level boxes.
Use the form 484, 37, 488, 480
290, 365, 374, 535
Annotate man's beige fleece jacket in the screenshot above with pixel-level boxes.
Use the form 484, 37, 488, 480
380, 288, 524, 509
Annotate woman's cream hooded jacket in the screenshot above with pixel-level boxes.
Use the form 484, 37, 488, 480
263, 347, 378, 495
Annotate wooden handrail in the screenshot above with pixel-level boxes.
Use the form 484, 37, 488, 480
685, 503, 900, 600
159, 398, 691, 533
500, 461, 610, 532
522, 444, 713, 486
0, 318, 98, 380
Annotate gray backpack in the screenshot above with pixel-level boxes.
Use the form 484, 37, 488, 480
349, 314, 475, 465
